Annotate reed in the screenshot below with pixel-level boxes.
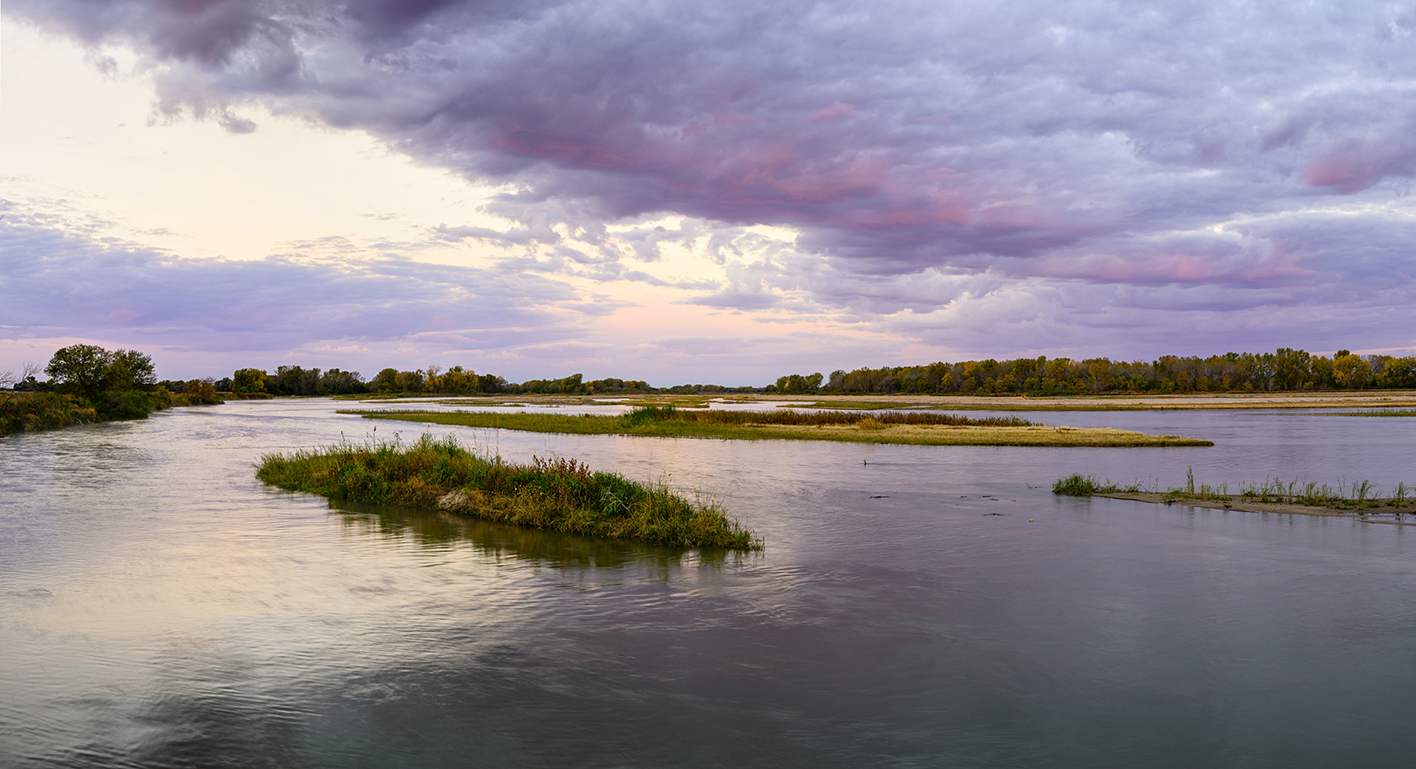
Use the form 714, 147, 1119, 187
256, 434, 760, 550
1052, 474, 1147, 495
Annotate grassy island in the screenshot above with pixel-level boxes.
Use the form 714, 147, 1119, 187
1054, 472, 1416, 523
257, 435, 760, 550
341, 405, 1213, 447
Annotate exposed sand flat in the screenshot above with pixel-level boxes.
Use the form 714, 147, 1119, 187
706, 423, 1211, 447
1095, 492, 1416, 525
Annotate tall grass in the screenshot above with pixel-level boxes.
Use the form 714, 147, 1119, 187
1052, 474, 1146, 495
0, 386, 225, 437
257, 434, 760, 550
0, 392, 97, 435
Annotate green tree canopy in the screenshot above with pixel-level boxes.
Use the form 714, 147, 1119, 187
45, 345, 154, 396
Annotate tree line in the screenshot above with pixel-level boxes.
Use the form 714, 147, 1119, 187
11, 345, 1413, 411
217, 366, 668, 397
769, 349, 1416, 395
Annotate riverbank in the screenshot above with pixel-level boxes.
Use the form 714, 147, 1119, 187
756, 391, 1416, 411
0, 388, 224, 436
344, 406, 1213, 447
355, 390, 1416, 412
256, 435, 760, 549
1054, 474, 1416, 523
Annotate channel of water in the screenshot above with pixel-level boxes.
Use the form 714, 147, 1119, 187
2, 399, 1413, 767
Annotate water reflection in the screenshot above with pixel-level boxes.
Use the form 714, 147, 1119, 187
329, 499, 748, 569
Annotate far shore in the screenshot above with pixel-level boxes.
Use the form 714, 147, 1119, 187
349, 390, 1416, 412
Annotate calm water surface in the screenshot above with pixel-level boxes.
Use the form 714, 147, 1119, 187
3, 400, 1415, 768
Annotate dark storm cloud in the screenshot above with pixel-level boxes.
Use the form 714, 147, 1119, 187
7, 0, 1415, 349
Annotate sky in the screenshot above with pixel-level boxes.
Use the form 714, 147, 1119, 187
2, 0, 1414, 386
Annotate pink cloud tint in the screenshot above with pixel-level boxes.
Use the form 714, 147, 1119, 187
1302, 138, 1415, 194
807, 102, 859, 124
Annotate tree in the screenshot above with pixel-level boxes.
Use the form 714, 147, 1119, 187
273, 365, 320, 396
232, 368, 267, 393
0, 362, 42, 413
1272, 348, 1309, 391
1, 362, 41, 391
372, 368, 399, 392
45, 345, 112, 396
1333, 354, 1369, 389
319, 368, 364, 394
44, 345, 156, 397
112, 350, 156, 391
1378, 357, 1416, 389
394, 369, 425, 393
774, 373, 823, 394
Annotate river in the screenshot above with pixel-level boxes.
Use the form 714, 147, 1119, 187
2, 399, 1414, 767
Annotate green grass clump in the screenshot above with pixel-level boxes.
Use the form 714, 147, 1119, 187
1053, 474, 1100, 495
257, 434, 760, 550
1052, 474, 1146, 495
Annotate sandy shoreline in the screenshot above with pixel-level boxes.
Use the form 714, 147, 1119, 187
1094, 492, 1416, 525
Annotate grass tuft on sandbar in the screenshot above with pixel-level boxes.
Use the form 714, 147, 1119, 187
1053, 470, 1416, 521
342, 405, 1212, 447
257, 434, 760, 550
1328, 408, 1416, 417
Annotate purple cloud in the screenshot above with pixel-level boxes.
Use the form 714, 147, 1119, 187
0, 211, 595, 356
5, 0, 1416, 370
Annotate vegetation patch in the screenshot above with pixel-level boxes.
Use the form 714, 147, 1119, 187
1328, 409, 1416, 417
2, 345, 225, 436
1054, 470, 1416, 521
256, 434, 759, 550
343, 405, 1212, 447
782, 401, 917, 411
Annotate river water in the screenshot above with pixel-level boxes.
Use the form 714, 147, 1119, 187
3, 399, 1414, 768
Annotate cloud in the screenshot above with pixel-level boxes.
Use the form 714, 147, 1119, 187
1302, 136, 1416, 193
5, 0, 1416, 371
0, 211, 592, 356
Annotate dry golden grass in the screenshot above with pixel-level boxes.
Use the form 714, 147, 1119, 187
754, 422, 1211, 447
